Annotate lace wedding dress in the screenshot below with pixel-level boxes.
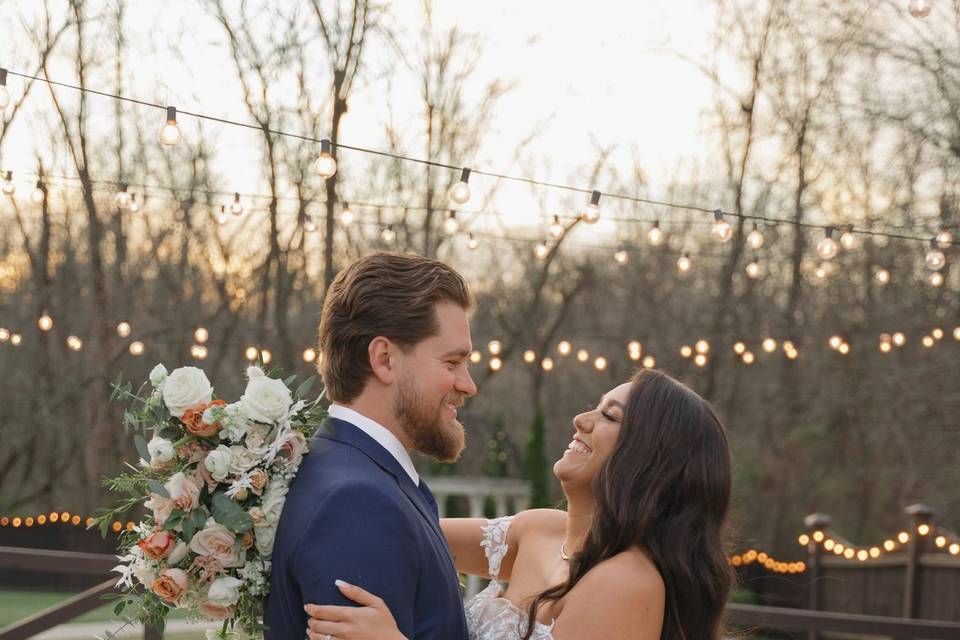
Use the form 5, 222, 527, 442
463, 516, 555, 640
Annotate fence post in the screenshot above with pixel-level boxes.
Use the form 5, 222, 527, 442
804, 512, 831, 640
902, 503, 934, 620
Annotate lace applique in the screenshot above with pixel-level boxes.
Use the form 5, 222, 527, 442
480, 516, 514, 580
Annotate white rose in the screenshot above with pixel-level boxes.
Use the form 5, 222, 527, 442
204, 446, 232, 482
255, 523, 277, 558
162, 366, 214, 418
207, 576, 243, 606
247, 366, 265, 379
167, 541, 188, 565
147, 436, 175, 465
131, 563, 157, 587
240, 376, 292, 423
149, 363, 168, 387
228, 446, 258, 475
259, 479, 290, 525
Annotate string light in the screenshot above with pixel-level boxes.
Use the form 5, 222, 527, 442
549, 215, 564, 239
711, 209, 732, 242
762, 338, 777, 353
541, 357, 554, 372
576, 348, 589, 362
875, 268, 891, 285
467, 233, 479, 250
893, 332, 906, 346
31, 180, 45, 204
677, 252, 692, 274
116, 322, 131, 337
523, 350, 536, 363
614, 245, 629, 265
10, 333, 21, 346
216, 205, 229, 225
929, 271, 944, 288
557, 341, 572, 356
128, 193, 140, 213
817, 227, 839, 260
840, 227, 859, 251
936, 229, 954, 248
745, 259, 763, 279
695, 339, 710, 354
158, 106, 182, 146
932, 328, 944, 340
2, 170, 15, 195
244, 346, 258, 361
302, 348, 317, 363
443, 211, 460, 235
838, 342, 850, 355
305, 215, 318, 232
925, 240, 946, 270
261, 349, 272, 365
380, 225, 396, 244
313, 139, 337, 178
922, 335, 934, 348
581, 190, 601, 224
230, 192, 244, 216
908, 0, 932, 18
488, 340, 502, 355
66, 335, 83, 351
533, 240, 549, 260
339, 203, 355, 226
115, 183, 131, 209
641, 355, 656, 368
194, 327, 209, 343
0, 328, 8, 342
449, 167, 472, 204
680, 345, 693, 358
470, 350, 483, 364
129, 341, 144, 355
0, 68, 9, 109
954, 327, 960, 341
746, 223, 764, 249
647, 221, 664, 246
594, 356, 608, 370
489, 356, 503, 372
742, 351, 755, 365
694, 353, 707, 367
38, 313, 53, 332
190, 344, 208, 360
733, 342, 746, 355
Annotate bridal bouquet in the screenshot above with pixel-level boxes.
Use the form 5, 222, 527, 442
95, 363, 325, 638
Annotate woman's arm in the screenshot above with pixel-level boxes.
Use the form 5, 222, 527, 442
439, 517, 495, 577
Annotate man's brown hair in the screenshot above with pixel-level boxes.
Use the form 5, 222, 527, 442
318, 252, 473, 403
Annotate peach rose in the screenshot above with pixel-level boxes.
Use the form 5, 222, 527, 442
151, 568, 189, 604
181, 400, 226, 437
189, 518, 244, 567
240, 531, 255, 550
278, 431, 307, 467
198, 601, 235, 620
137, 529, 175, 561
249, 469, 268, 495
144, 493, 174, 527
165, 472, 201, 513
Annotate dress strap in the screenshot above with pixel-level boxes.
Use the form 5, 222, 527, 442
479, 516, 515, 580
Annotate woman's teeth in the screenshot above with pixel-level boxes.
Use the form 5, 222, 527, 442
568, 440, 590, 454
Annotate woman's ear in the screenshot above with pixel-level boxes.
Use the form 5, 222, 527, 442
368, 336, 396, 384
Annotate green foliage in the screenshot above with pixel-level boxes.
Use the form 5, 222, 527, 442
524, 406, 550, 508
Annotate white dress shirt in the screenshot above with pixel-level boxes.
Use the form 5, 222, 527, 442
327, 404, 420, 486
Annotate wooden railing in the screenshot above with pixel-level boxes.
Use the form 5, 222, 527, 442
725, 603, 960, 638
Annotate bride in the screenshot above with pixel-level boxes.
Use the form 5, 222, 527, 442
305, 368, 733, 639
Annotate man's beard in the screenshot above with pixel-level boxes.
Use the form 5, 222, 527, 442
394, 373, 465, 463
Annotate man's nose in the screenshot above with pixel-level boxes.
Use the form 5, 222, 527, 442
457, 368, 478, 397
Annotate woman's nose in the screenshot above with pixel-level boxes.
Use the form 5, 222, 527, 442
573, 411, 594, 433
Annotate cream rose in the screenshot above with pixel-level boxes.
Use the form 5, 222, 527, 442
240, 375, 292, 423
149, 363, 168, 387
162, 367, 214, 418
189, 518, 244, 567
165, 472, 201, 512
167, 540, 189, 565
144, 493, 174, 527
228, 446, 258, 476
207, 576, 243, 606
277, 431, 307, 467
147, 436, 175, 466
255, 523, 277, 558
204, 446, 232, 482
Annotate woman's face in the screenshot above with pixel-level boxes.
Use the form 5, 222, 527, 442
554, 381, 632, 485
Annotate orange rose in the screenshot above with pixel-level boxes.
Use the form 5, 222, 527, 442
181, 400, 226, 437
241, 531, 255, 550
151, 568, 189, 604
137, 530, 175, 561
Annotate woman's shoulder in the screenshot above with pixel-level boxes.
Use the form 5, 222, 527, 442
511, 508, 566, 539
581, 548, 665, 598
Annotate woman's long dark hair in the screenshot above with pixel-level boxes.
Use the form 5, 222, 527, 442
523, 369, 733, 639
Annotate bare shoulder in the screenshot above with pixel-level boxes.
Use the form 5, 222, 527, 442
580, 548, 665, 598
511, 508, 566, 541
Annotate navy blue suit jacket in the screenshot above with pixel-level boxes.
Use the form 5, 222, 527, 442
264, 417, 468, 640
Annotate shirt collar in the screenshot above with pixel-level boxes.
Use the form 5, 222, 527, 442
327, 404, 420, 486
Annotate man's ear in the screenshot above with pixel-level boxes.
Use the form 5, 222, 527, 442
368, 336, 396, 385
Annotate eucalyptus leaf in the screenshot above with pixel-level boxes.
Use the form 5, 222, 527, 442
211, 492, 253, 534
295, 375, 316, 399
283, 374, 298, 388
158, 426, 179, 439
134, 435, 150, 463
147, 479, 169, 498
181, 515, 196, 543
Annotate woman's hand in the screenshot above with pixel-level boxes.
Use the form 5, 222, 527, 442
304, 579, 407, 640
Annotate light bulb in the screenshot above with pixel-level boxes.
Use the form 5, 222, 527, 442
339, 203, 355, 226
489, 357, 503, 372
733, 341, 746, 354
158, 106, 182, 146
929, 271, 944, 287
230, 193, 244, 216
303, 348, 317, 363
695, 339, 710, 354
449, 167, 472, 204
829, 335, 843, 349
577, 348, 589, 362
0, 69, 10, 109
38, 313, 53, 331
217, 205, 229, 225
680, 345, 693, 358
558, 340, 572, 356
549, 215, 564, 239
641, 355, 655, 368
314, 139, 337, 178
129, 341, 144, 355
581, 190, 601, 224
191, 344, 208, 360
116, 321, 131, 337
746, 224, 764, 249
31, 180, 45, 204
115, 184, 130, 208
614, 246, 629, 265
541, 357, 554, 372
380, 225, 396, 244
523, 350, 536, 363
742, 351, 755, 365
908, 0, 932, 18
66, 335, 83, 351
762, 338, 777, 353
194, 327, 209, 343
594, 356, 608, 371
677, 252, 692, 273
467, 233, 479, 250
711, 210, 732, 242
875, 268, 890, 285
893, 332, 906, 346
488, 340, 502, 355
817, 228, 838, 260
470, 350, 483, 364
925, 240, 946, 270
840, 230, 859, 250
443, 211, 460, 235
10, 333, 21, 346
936, 229, 953, 248
694, 354, 707, 368
128, 193, 140, 213
932, 328, 944, 340
261, 349, 272, 365
534, 240, 549, 260
745, 260, 763, 279
648, 222, 664, 246
245, 346, 259, 361
2, 171, 14, 195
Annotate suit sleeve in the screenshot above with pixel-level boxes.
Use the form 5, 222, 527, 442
292, 481, 420, 637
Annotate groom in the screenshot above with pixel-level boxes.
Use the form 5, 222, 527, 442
265, 252, 476, 639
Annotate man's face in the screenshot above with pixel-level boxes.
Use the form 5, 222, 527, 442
394, 302, 478, 462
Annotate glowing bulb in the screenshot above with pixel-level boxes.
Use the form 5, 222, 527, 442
66, 335, 83, 351
443, 211, 460, 235
230, 193, 244, 216
642, 355, 656, 368
742, 351, 755, 365
534, 241, 549, 260
523, 350, 536, 363
733, 342, 746, 354
893, 332, 906, 346
581, 190, 601, 224
594, 356, 608, 370
614, 246, 629, 265
745, 260, 763, 279
898, 531, 910, 544
813, 531, 825, 542
922, 335, 935, 348
908, 0, 932, 18
647, 222, 664, 246
470, 350, 482, 364
303, 348, 317, 363
549, 215, 564, 239
879, 342, 892, 353
190, 344, 208, 360
838, 342, 850, 355
128, 193, 140, 213
194, 327, 209, 343
677, 252, 692, 273
338, 203, 355, 226
954, 326, 960, 341
557, 341, 572, 356
115, 184, 130, 208
447, 166, 474, 205
10, 333, 22, 346
261, 349, 272, 365
785, 348, 799, 360
693, 353, 707, 367
798, 534, 810, 546
680, 345, 693, 358
313, 139, 337, 178
488, 340, 502, 355
762, 338, 777, 353
829, 335, 843, 349
31, 180, 45, 204
245, 346, 258, 361
929, 271, 944, 288
932, 328, 944, 340
918, 523, 931, 536
0, 328, 8, 342
467, 233, 479, 250
746, 224, 764, 249
489, 357, 503, 372
870, 547, 880, 558
129, 341, 144, 355
38, 313, 53, 331
628, 340, 642, 355
380, 225, 396, 244
695, 340, 710, 354
857, 550, 868, 561
926, 243, 946, 270
950, 543, 960, 555
936, 229, 953, 248
577, 348, 589, 362
817, 228, 838, 260
541, 357, 554, 371
875, 268, 890, 285
711, 210, 732, 242
840, 230, 859, 251
158, 106, 182, 146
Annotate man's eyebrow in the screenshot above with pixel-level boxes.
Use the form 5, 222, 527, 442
440, 349, 471, 359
